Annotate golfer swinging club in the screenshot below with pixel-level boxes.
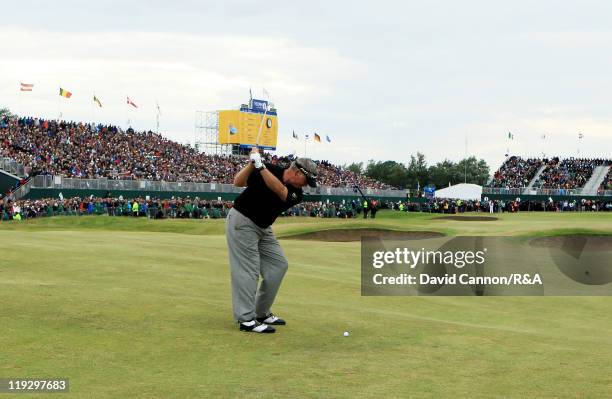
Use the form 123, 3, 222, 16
226, 147, 317, 333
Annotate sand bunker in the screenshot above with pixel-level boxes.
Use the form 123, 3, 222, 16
434, 216, 498, 221
282, 228, 444, 242
529, 235, 612, 251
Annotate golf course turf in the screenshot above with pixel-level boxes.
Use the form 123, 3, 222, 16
1, 210, 611, 398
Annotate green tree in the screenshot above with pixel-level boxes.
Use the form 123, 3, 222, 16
428, 159, 458, 188
361, 152, 490, 191
455, 156, 490, 186
365, 160, 408, 188
345, 162, 363, 175
406, 152, 428, 190
427, 156, 490, 188
0, 107, 13, 119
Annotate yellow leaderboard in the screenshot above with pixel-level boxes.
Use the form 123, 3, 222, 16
218, 110, 278, 148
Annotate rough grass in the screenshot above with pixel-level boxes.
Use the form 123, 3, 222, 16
0, 211, 611, 398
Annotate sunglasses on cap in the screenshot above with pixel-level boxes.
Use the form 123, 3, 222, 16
294, 159, 317, 188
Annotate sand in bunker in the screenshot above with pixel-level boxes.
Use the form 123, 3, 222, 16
282, 228, 444, 242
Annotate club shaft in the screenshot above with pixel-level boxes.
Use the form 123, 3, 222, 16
255, 106, 268, 147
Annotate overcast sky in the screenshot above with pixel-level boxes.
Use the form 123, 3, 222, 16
1, 0, 611, 170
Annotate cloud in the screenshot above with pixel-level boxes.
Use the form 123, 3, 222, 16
523, 31, 612, 48
1, 10, 611, 172
0, 28, 365, 145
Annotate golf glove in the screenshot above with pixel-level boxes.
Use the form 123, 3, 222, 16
250, 152, 263, 169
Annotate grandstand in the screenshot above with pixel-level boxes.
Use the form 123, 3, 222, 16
600, 167, 612, 192
0, 115, 404, 201
488, 156, 546, 189
3, 115, 611, 205
485, 155, 612, 198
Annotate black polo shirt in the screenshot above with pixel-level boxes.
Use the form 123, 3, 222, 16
233, 163, 303, 228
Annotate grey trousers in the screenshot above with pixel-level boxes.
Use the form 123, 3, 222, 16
225, 208, 289, 322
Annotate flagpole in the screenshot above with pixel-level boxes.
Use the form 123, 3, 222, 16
506, 131, 513, 158
16, 82, 20, 118
156, 101, 160, 134
17, 82, 22, 118
464, 132, 468, 183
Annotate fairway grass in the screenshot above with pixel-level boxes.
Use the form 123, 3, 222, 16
1, 211, 611, 398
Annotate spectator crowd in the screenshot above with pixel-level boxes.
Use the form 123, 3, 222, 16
0, 195, 385, 221
599, 168, 612, 193
4, 193, 612, 223
489, 156, 545, 188
0, 195, 234, 221
533, 158, 610, 190
0, 115, 390, 189
396, 197, 612, 213
489, 156, 612, 190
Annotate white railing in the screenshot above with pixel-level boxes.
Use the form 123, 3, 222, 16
0, 157, 27, 177
483, 186, 609, 196
482, 187, 523, 195
9, 180, 31, 199
22, 175, 407, 198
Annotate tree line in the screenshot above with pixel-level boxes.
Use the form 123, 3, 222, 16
345, 152, 490, 190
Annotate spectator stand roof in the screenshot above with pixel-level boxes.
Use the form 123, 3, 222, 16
434, 183, 483, 200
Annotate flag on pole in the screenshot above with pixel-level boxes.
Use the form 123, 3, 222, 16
292, 131, 299, 139
59, 88, 72, 98
93, 95, 102, 108
314, 133, 321, 142
326, 135, 331, 143
127, 96, 138, 108
20, 82, 33, 91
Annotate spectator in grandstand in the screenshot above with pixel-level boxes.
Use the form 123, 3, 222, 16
534, 158, 610, 190
489, 156, 545, 189
0, 115, 390, 190
599, 168, 612, 193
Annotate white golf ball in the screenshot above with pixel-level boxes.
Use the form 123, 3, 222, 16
343, 331, 349, 337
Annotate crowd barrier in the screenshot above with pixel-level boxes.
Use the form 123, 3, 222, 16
0, 157, 26, 177
11, 175, 407, 200
482, 187, 611, 197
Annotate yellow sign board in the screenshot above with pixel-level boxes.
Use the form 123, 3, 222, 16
218, 110, 278, 148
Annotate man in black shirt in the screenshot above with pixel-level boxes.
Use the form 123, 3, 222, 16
226, 148, 317, 333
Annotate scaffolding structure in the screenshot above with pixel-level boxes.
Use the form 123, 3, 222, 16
194, 110, 233, 155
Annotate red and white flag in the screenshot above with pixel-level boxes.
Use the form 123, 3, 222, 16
127, 96, 138, 108
20, 82, 34, 92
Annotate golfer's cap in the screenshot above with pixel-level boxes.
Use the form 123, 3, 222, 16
295, 157, 317, 187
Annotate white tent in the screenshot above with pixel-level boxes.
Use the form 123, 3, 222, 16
434, 183, 482, 200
